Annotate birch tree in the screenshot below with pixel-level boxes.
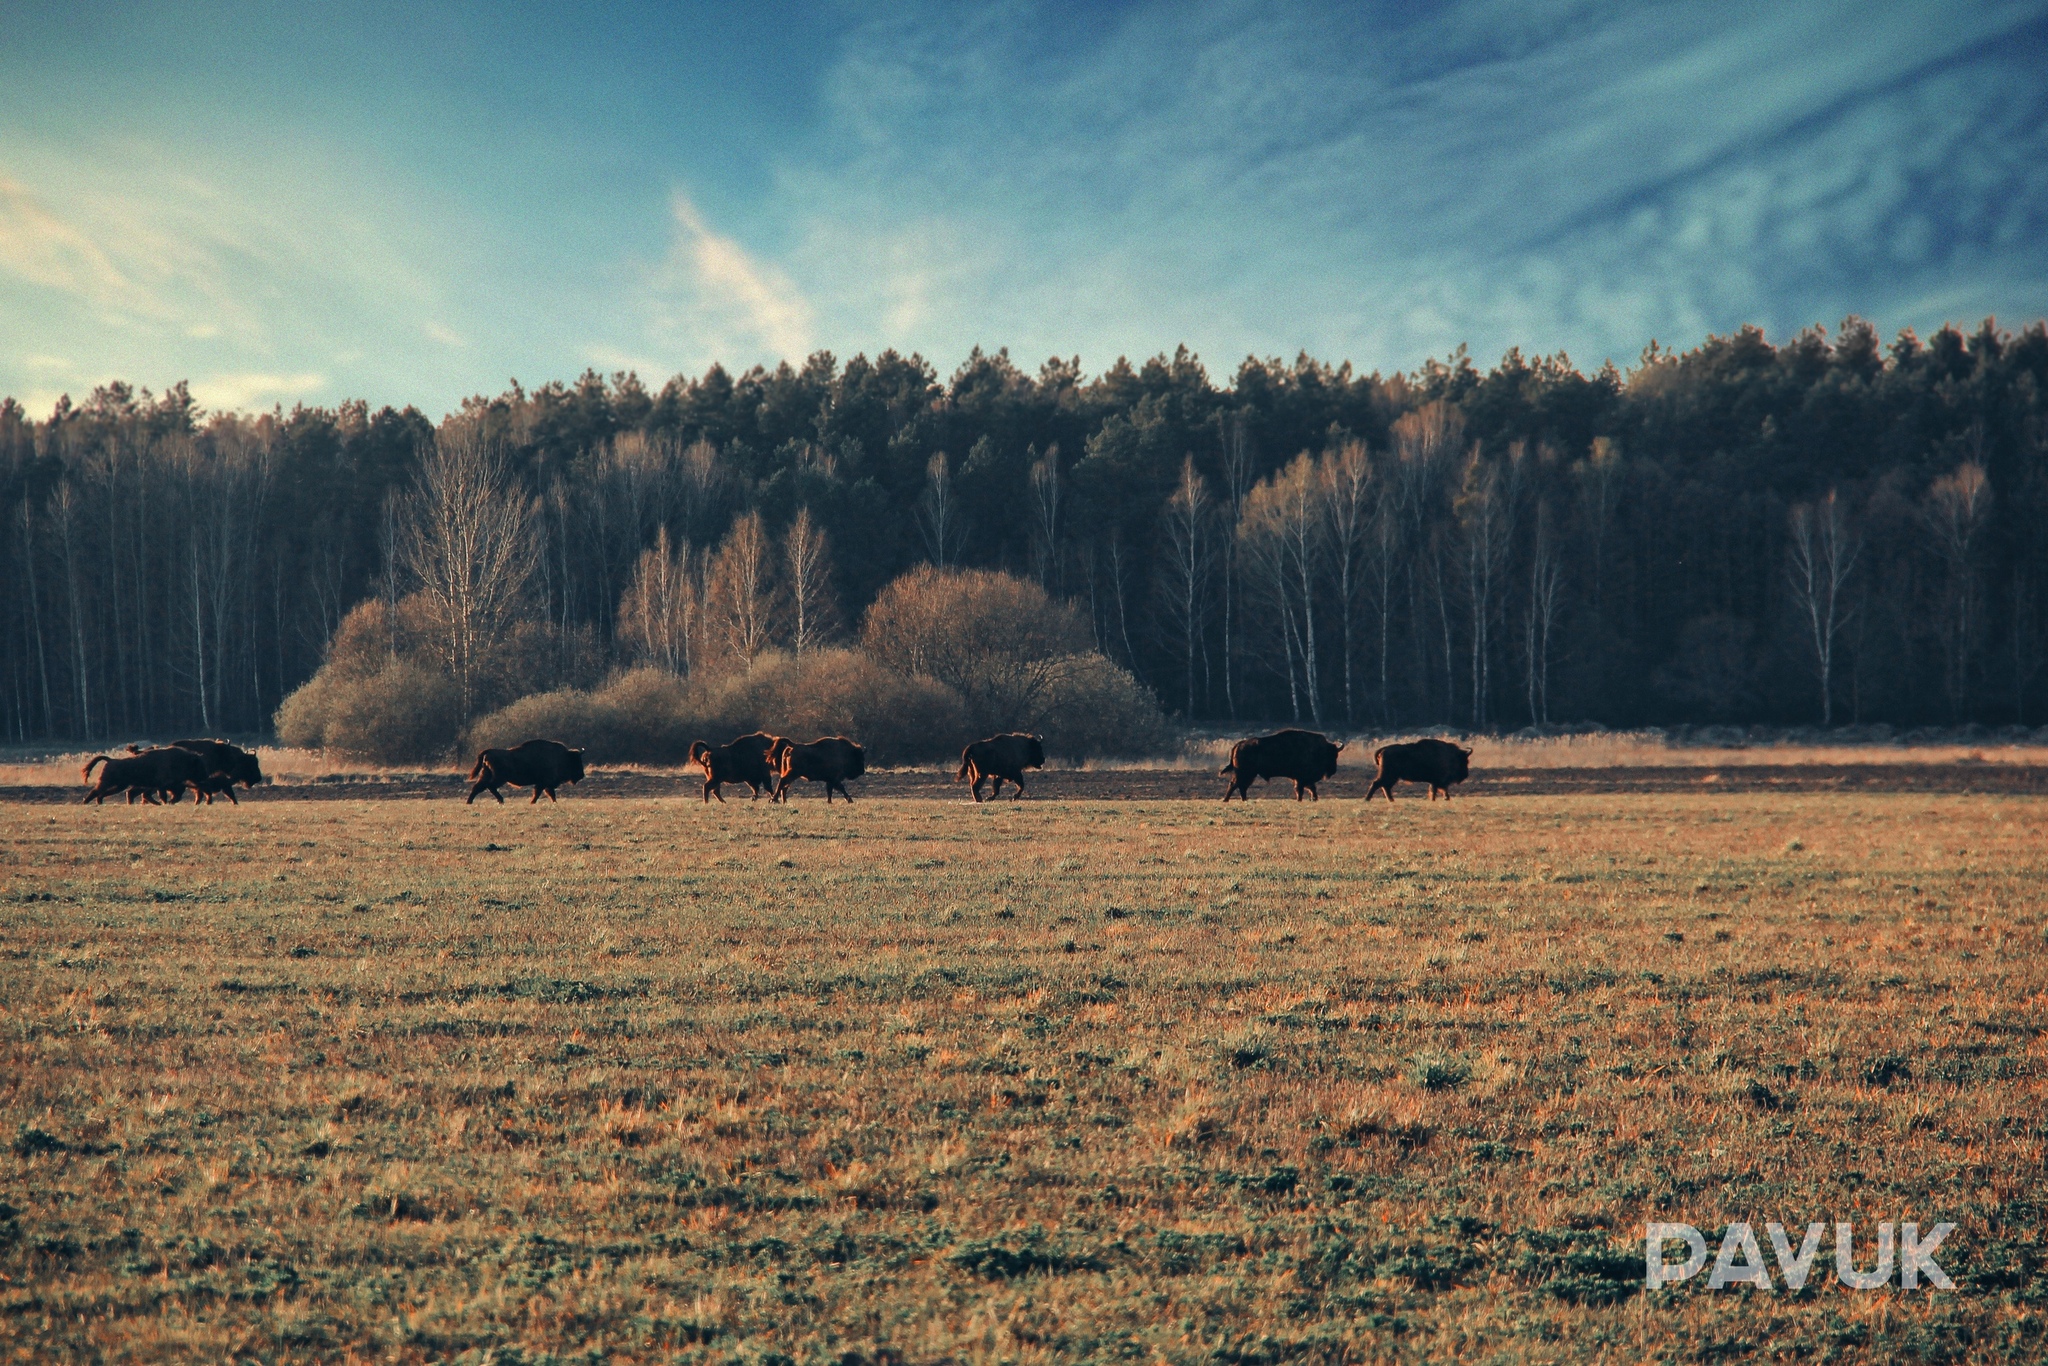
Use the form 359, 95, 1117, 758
1787, 489, 1857, 725
783, 506, 839, 655
400, 427, 539, 723
1157, 456, 1213, 716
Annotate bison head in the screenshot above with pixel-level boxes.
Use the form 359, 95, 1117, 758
568, 749, 587, 781
846, 743, 867, 779
1451, 746, 1472, 780
228, 749, 266, 787
1028, 735, 1046, 768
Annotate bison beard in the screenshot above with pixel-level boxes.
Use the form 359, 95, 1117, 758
956, 733, 1045, 802
466, 739, 587, 804
1221, 729, 1345, 802
772, 737, 866, 804
1366, 738, 1472, 801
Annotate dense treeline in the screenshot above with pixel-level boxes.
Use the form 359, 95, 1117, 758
5, 314, 2047, 746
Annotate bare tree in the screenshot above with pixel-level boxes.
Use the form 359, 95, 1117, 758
618, 525, 698, 674
1523, 499, 1564, 725
1157, 456, 1213, 716
1923, 462, 1992, 720
918, 450, 966, 568
708, 509, 777, 662
1319, 439, 1373, 724
1787, 489, 1858, 725
400, 426, 539, 722
1218, 413, 1254, 718
1365, 485, 1402, 725
1028, 443, 1061, 591
1392, 402, 1463, 716
1457, 448, 1512, 728
1576, 437, 1623, 615
783, 506, 839, 655
52, 483, 91, 738
1240, 453, 1325, 723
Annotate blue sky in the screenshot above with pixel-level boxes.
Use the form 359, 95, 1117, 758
2, 0, 2044, 418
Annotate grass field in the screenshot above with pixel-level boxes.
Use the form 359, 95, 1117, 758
3, 791, 2045, 1363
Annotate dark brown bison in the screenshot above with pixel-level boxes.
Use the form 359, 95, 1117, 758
128, 739, 267, 804
1221, 729, 1346, 802
1366, 738, 1472, 801
772, 736, 866, 803
83, 748, 210, 805
466, 739, 587, 804
689, 732, 782, 803
957, 733, 1045, 802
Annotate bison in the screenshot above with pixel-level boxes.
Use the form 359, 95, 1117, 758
957, 733, 1045, 802
466, 739, 587, 804
170, 739, 266, 798
1366, 738, 1472, 801
1221, 729, 1346, 802
772, 736, 866, 804
128, 739, 267, 804
83, 747, 210, 805
689, 732, 783, 803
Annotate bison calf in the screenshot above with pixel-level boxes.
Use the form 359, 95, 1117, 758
957, 733, 1045, 802
467, 739, 587, 804
1221, 729, 1345, 802
1366, 738, 1472, 801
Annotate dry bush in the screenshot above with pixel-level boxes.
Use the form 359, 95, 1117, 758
862, 566, 1091, 734
275, 659, 462, 764
1037, 653, 1176, 761
761, 649, 967, 764
465, 668, 698, 764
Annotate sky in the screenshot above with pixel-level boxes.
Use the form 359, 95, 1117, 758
2, 0, 2045, 419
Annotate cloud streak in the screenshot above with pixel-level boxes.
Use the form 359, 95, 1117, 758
647, 191, 814, 368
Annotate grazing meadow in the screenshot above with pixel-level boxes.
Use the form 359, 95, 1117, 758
2, 790, 2044, 1363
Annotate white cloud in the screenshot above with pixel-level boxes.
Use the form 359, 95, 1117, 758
425, 321, 467, 347
648, 190, 814, 365
188, 371, 326, 411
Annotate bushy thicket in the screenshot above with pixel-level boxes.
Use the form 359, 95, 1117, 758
278, 567, 1174, 766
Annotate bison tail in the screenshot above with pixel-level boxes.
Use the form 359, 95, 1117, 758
84, 754, 109, 780
956, 751, 973, 782
466, 751, 490, 781
1219, 761, 1236, 777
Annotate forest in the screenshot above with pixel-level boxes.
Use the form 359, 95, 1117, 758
3, 313, 2046, 752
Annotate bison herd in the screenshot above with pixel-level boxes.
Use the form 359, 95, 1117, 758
80, 728, 1475, 808
81, 739, 267, 805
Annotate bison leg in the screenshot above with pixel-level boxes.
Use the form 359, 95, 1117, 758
221, 786, 239, 805
835, 781, 852, 803
1011, 774, 1025, 800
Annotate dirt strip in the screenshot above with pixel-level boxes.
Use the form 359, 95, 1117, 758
10, 762, 2048, 805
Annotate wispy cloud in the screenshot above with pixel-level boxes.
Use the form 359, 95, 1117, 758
763, 0, 2048, 371
188, 371, 326, 411
647, 190, 814, 366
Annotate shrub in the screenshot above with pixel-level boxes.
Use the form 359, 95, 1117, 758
1037, 654, 1176, 761
862, 567, 1090, 734
762, 650, 968, 765
466, 668, 699, 764
275, 660, 462, 764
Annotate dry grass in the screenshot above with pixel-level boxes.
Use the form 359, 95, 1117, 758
2, 793, 2045, 1363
